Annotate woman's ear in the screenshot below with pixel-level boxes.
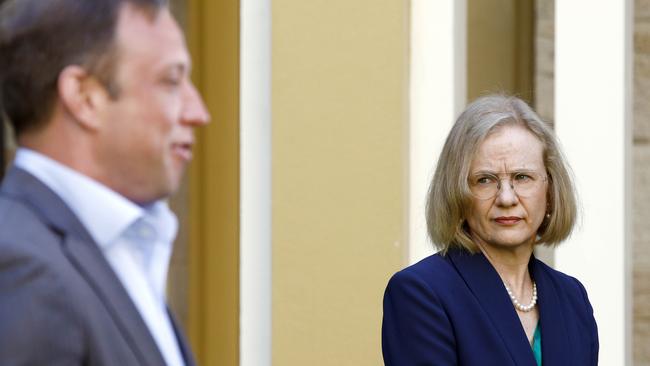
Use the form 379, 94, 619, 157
57, 65, 110, 131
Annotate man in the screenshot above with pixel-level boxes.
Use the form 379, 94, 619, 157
0, 0, 210, 364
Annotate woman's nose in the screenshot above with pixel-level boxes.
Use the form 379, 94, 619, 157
495, 180, 519, 206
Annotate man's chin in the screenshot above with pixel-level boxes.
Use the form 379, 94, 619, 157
165, 172, 185, 196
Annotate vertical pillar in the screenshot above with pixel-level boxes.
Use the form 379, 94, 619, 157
554, 1, 632, 364
409, 0, 466, 264
187, 0, 240, 365
240, 0, 271, 365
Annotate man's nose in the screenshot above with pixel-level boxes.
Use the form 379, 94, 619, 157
182, 82, 211, 126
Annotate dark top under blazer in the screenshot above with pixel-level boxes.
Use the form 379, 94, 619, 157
0, 167, 195, 365
382, 248, 599, 366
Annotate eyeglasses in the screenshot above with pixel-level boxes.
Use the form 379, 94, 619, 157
468, 171, 548, 200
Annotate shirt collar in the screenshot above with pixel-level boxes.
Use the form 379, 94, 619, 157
136, 200, 179, 247
13, 148, 175, 247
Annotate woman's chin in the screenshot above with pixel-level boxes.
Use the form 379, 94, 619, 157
483, 237, 536, 251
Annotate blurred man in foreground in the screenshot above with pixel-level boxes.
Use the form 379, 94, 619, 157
0, 0, 210, 364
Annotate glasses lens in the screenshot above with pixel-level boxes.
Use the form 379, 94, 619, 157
468, 174, 499, 199
469, 172, 545, 199
512, 172, 541, 197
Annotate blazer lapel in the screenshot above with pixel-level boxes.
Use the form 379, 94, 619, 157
529, 258, 572, 365
168, 307, 196, 366
447, 248, 537, 366
1, 167, 166, 366
63, 235, 167, 366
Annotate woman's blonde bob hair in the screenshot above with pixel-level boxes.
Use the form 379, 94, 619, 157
426, 94, 577, 253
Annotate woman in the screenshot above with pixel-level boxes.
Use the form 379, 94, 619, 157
382, 95, 598, 365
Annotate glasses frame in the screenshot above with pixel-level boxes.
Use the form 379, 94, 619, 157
468, 170, 548, 200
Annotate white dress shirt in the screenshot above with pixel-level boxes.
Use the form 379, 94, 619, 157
14, 148, 185, 366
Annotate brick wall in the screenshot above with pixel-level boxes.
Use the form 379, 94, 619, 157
634, 0, 650, 363
534, 0, 554, 125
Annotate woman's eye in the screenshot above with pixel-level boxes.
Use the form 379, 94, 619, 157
514, 173, 533, 182
476, 176, 495, 185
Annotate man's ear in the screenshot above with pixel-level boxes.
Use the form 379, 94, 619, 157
57, 65, 110, 131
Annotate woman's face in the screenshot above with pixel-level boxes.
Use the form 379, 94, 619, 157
465, 124, 548, 251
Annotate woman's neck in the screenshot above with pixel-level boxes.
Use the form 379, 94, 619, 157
475, 239, 534, 294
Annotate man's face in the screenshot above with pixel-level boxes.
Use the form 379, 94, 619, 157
95, 4, 209, 204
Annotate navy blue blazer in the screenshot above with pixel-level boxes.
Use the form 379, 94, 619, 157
382, 248, 598, 365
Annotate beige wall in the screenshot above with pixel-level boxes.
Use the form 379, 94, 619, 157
272, 1, 408, 364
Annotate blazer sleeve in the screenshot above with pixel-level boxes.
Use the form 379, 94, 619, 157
574, 278, 599, 365
382, 270, 457, 365
0, 251, 86, 365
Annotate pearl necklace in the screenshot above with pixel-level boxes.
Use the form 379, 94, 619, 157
503, 281, 537, 312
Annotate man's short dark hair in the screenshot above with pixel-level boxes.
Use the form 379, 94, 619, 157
0, 0, 168, 137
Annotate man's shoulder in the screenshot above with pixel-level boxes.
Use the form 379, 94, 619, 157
0, 193, 45, 231
0, 194, 64, 260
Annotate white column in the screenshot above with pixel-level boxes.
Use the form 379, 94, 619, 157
554, 1, 632, 364
240, 0, 272, 364
409, 0, 466, 264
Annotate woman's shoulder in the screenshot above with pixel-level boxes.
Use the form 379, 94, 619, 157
386, 252, 461, 293
383, 252, 462, 318
394, 251, 455, 276
532, 257, 592, 305
533, 257, 584, 286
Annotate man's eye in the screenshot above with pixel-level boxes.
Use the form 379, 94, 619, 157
162, 76, 182, 86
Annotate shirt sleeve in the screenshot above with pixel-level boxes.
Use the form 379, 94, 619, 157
382, 269, 457, 365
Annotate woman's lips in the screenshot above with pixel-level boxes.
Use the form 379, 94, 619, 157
494, 216, 522, 225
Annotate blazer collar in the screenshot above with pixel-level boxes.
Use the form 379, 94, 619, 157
446, 247, 537, 365
1, 166, 167, 366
